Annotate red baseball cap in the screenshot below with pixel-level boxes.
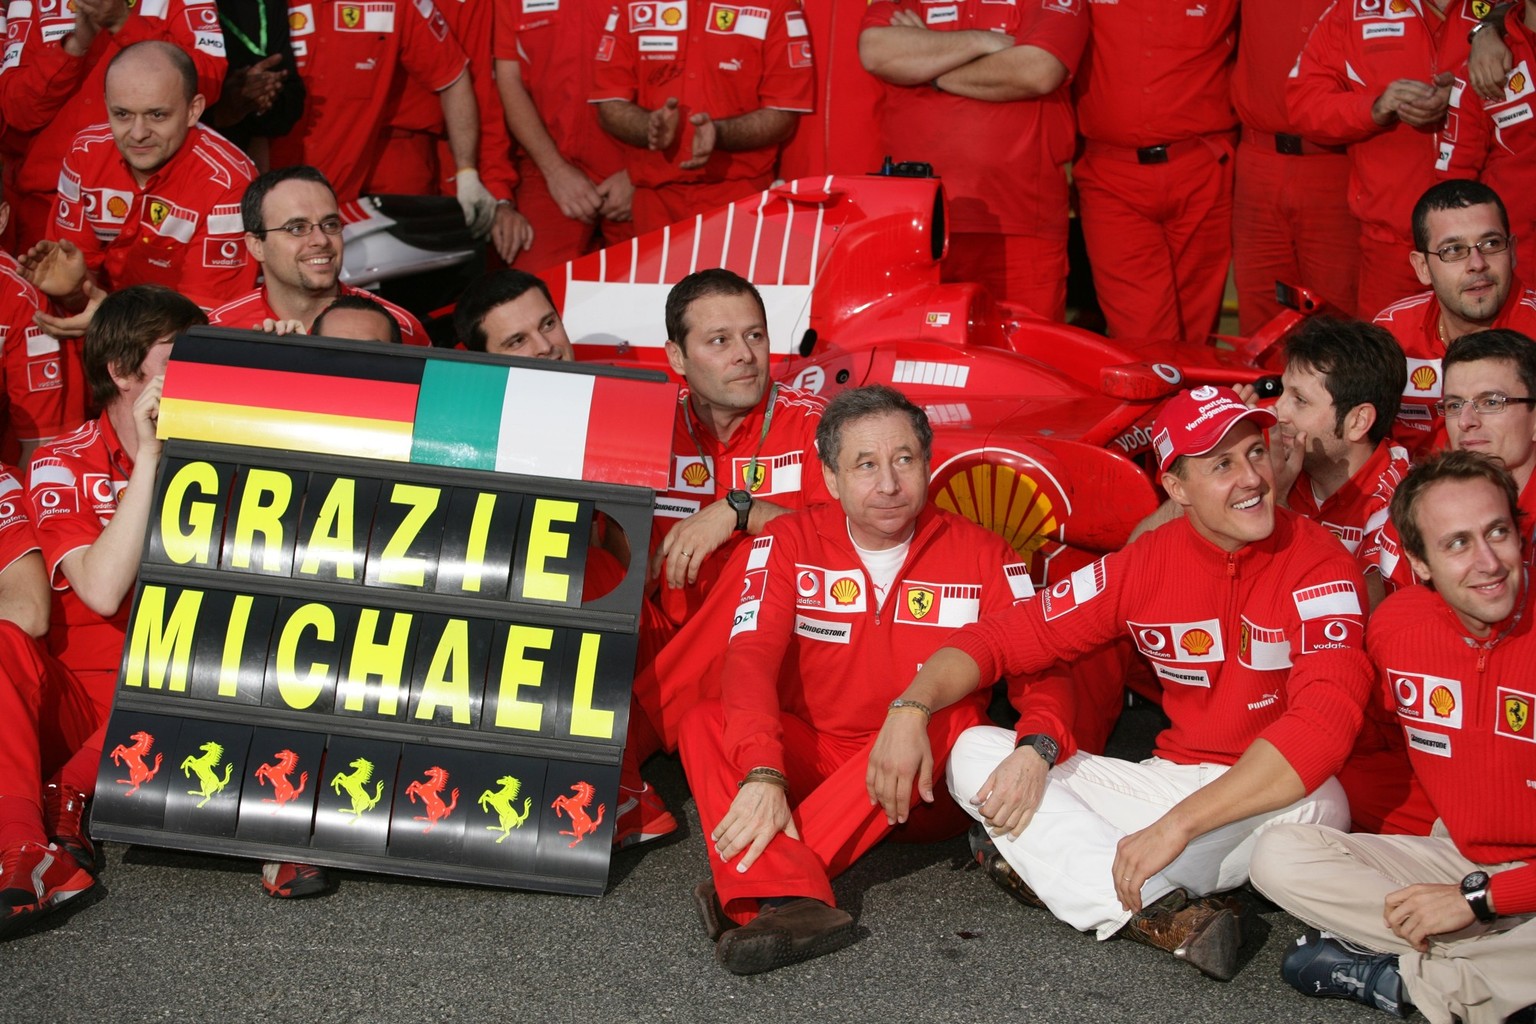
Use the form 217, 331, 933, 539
1151, 385, 1277, 472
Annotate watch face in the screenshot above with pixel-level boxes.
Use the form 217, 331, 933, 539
1462, 871, 1491, 893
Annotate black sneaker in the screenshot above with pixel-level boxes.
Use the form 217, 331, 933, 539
1281, 928, 1412, 1018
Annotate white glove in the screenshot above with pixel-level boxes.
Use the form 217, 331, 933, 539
455, 168, 497, 238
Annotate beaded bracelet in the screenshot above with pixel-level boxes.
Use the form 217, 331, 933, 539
887, 698, 932, 718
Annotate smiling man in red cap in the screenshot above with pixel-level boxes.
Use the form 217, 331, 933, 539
866, 385, 1376, 983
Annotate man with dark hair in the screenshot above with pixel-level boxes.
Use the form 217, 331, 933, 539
209, 167, 427, 345
20, 286, 205, 916
453, 270, 572, 359
617, 268, 828, 851
20, 41, 255, 315
1252, 451, 1536, 1024
678, 385, 1044, 973
311, 296, 403, 345
873, 385, 1374, 983
1374, 180, 1536, 456
1262, 317, 1409, 609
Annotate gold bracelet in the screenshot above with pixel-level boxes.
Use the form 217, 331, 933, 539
888, 698, 932, 718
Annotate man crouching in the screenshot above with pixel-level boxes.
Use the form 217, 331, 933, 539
677, 385, 1055, 974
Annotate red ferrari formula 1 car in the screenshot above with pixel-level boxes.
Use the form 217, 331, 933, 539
547, 172, 1301, 588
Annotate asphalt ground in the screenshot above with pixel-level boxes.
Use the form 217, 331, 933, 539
6, 697, 1396, 1024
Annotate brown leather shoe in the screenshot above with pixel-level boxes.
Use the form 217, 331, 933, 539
968, 825, 1047, 910
714, 897, 855, 975
693, 880, 738, 942
1119, 888, 1240, 981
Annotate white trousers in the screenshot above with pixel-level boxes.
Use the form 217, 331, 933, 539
946, 724, 1351, 938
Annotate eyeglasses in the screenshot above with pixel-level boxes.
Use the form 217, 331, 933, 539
1434, 394, 1536, 416
253, 217, 345, 238
1420, 236, 1513, 263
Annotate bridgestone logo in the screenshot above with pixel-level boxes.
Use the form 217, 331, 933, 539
1405, 726, 1451, 757
794, 615, 850, 644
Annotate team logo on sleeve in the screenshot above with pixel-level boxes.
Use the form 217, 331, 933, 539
1497, 686, 1536, 743
595, 33, 615, 60
1003, 562, 1034, 603
730, 538, 773, 638
1293, 579, 1362, 620
1042, 559, 1104, 620
788, 39, 811, 67
1300, 615, 1363, 655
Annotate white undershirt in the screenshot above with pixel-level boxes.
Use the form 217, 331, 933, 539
851, 522, 912, 613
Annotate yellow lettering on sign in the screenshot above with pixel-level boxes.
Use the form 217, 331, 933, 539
459, 491, 498, 593
492, 624, 553, 731
414, 618, 472, 724
275, 602, 334, 709
519, 498, 577, 602
231, 468, 293, 571
377, 483, 440, 587
299, 477, 357, 579
122, 585, 203, 692
160, 461, 220, 565
217, 594, 254, 697
567, 632, 614, 739
341, 608, 412, 716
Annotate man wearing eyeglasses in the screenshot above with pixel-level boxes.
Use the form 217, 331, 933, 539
208, 166, 427, 345
19, 42, 256, 317
1374, 180, 1536, 457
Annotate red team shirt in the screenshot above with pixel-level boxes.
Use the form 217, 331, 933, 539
1367, 582, 1536, 913
1074, 0, 1238, 148
1372, 280, 1536, 457
859, 0, 1088, 239
27, 414, 133, 697
951, 509, 1374, 790
1286, 440, 1410, 581
272, 0, 468, 204
1287, 0, 1477, 248
1440, 13, 1536, 271
0, 260, 83, 461
648, 382, 827, 632
589, 0, 816, 189
0, 0, 226, 237
208, 283, 430, 345
51, 123, 256, 311
494, 0, 628, 186
721, 503, 1042, 774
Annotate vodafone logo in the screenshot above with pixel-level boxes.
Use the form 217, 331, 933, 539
796, 569, 819, 597
1324, 620, 1348, 642
1051, 579, 1071, 599
1138, 628, 1166, 651
1394, 674, 1421, 716
36, 488, 62, 510
89, 475, 114, 505
220, 240, 239, 259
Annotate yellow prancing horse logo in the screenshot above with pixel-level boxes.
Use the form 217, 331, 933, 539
1507, 695, 1530, 734
715, 6, 736, 30
342, 4, 362, 28
741, 462, 765, 492
148, 200, 169, 227
906, 587, 935, 620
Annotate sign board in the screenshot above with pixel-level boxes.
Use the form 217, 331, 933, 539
91, 330, 676, 894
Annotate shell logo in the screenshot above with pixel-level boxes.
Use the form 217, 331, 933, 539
930, 453, 1065, 577
661, 5, 681, 24
1428, 684, 1456, 718
1179, 628, 1214, 657
1410, 365, 1438, 391
290, 11, 308, 29
1512, 71, 1528, 94
1388, 0, 1408, 11
830, 577, 860, 605
681, 462, 710, 487
106, 195, 129, 218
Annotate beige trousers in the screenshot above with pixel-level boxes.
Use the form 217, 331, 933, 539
1249, 823, 1536, 1024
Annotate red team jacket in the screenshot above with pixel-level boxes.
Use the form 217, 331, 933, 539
721, 502, 1041, 776
51, 122, 256, 311
1367, 581, 1536, 914
949, 509, 1374, 791
1286, 440, 1410, 581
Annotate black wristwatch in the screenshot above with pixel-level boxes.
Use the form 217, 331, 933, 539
726, 489, 753, 532
1461, 870, 1497, 923
1016, 732, 1060, 768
